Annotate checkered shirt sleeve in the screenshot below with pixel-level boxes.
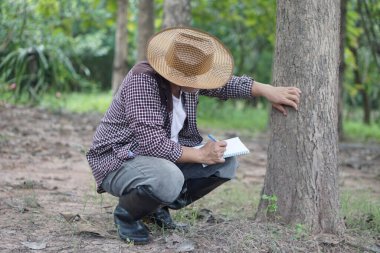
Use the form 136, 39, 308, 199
199, 75, 254, 99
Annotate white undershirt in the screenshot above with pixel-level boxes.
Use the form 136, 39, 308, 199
170, 93, 186, 143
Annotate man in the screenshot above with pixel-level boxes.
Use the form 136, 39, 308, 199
86, 27, 301, 244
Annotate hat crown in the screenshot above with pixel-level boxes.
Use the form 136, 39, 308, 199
165, 33, 214, 76
146, 27, 234, 89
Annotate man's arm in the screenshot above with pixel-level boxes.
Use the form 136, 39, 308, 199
252, 81, 301, 116
177, 141, 227, 165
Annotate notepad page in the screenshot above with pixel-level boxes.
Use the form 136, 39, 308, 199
223, 137, 250, 158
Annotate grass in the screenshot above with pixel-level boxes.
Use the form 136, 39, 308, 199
176, 181, 380, 235
344, 121, 380, 142
341, 189, 380, 233
197, 97, 269, 134
173, 181, 262, 222
39, 92, 114, 113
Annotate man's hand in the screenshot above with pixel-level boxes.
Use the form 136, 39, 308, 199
200, 140, 227, 165
252, 81, 301, 116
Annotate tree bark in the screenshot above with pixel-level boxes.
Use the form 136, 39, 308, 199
162, 0, 191, 29
137, 0, 154, 62
255, 0, 345, 235
112, 0, 128, 92
338, 0, 347, 141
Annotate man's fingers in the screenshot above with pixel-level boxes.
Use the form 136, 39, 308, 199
216, 140, 227, 147
286, 100, 298, 110
288, 89, 301, 98
286, 87, 300, 98
273, 104, 287, 116
286, 94, 300, 104
289, 87, 302, 94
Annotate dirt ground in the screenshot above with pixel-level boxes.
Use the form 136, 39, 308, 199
0, 103, 379, 253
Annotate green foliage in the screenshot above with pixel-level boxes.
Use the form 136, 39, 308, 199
344, 0, 380, 121
261, 194, 278, 214
344, 120, 380, 142
0, 44, 80, 103
0, 0, 111, 102
192, 0, 276, 82
293, 223, 307, 239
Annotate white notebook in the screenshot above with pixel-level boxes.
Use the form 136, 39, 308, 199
195, 137, 250, 158
222, 137, 250, 158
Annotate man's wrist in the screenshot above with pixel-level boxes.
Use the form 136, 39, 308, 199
252, 82, 270, 97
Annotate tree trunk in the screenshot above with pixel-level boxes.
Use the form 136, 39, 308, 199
255, 0, 345, 235
349, 45, 371, 125
137, 0, 154, 62
361, 89, 371, 124
338, 0, 347, 141
162, 0, 191, 29
112, 0, 128, 93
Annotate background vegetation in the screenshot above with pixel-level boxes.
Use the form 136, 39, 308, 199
0, 0, 379, 141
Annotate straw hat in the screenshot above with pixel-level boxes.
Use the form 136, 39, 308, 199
146, 27, 234, 89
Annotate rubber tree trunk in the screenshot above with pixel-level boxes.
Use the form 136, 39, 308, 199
338, 0, 347, 141
349, 45, 371, 125
162, 0, 191, 29
255, 0, 345, 235
112, 0, 128, 93
137, 0, 154, 62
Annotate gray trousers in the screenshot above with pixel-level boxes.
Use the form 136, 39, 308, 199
101, 156, 238, 203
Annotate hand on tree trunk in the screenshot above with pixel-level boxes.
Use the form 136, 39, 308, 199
252, 81, 301, 116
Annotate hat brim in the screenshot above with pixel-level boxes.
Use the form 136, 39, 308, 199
146, 27, 234, 89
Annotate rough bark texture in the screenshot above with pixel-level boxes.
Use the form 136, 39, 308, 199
137, 0, 154, 61
162, 0, 191, 29
255, 0, 345, 235
112, 0, 128, 92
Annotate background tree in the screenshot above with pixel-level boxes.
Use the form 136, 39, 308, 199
192, 0, 276, 79
344, 0, 380, 125
112, 0, 128, 92
338, 0, 347, 140
255, 0, 345, 234
162, 0, 191, 29
137, 0, 154, 61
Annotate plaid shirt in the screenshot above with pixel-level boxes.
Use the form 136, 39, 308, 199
87, 61, 254, 193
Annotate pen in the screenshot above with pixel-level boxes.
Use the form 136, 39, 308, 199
208, 134, 218, 142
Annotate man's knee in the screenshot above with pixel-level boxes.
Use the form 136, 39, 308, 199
216, 156, 238, 179
148, 159, 184, 203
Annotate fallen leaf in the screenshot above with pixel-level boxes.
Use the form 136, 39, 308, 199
60, 212, 81, 223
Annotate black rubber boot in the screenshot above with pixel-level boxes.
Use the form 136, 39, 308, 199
114, 205, 150, 244
149, 206, 176, 229
114, 185, 166, 244
168, 177, 229, 210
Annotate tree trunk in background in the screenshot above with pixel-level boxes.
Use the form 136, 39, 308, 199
137, 0, 154, 61
338, 0, 347, 141
255, 0, 345, 234
162, 0, 191, 29
349, 45, 371, 125
112, 0, 128, 93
